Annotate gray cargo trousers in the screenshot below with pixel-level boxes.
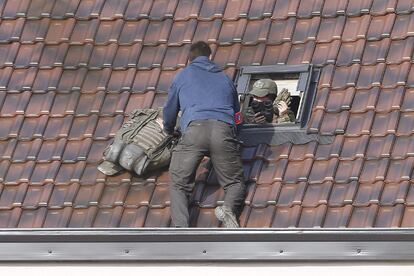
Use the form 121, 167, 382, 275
169, 119, 246, 227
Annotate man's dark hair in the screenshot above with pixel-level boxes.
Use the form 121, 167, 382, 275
188, 41, 212, 61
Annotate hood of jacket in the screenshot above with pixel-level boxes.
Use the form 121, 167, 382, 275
189, 56, 221, 73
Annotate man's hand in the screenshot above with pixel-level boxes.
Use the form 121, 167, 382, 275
254, 112, 267, 124
275, 101, 289, 115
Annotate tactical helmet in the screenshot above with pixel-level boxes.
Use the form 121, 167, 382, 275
249, 79, 278, 97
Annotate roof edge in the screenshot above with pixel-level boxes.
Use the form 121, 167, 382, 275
1, 228, 414, 261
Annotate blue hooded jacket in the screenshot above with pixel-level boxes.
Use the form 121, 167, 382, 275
163, 56, 240, 134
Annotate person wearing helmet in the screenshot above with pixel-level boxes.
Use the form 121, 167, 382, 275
242, 79, 295, 124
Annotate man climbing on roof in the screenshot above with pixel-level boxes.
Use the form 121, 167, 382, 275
163, 41, 246, 228
97, 108, 177, 177
242, 79, 295, 124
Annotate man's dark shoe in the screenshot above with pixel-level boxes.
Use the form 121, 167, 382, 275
215, 206, 239, 228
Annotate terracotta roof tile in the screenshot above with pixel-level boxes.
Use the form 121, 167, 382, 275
392, 136, 414, 159
43, 116, 73, 140
14, 43, 43, 68
174, 0, 203, 20
335, 159, 363, 183
342, 15, 370, 42
100, 92, 130, 115
366, 13, 395, 40
271, 0, 300, 19
75, 0, 105, 20
366, 135, 394, 159
350, 88, 379, 113
312, 41, 341, 66
18, 207, 48, 227
0, 67, 13, 90
45, 19, 76, 45
81, 69, 112, 93
396, 0, 414, 14
75, 91, 105, 116
168, 20, 197, 46
0, 18, 25, 43
348, 205, 378, 228
324, 205, 352, 227
37, 139, 66, 162
62, 139, 93, 162
380, 181, 410, 206
4, 161, 35, 185
48, 183, 79, 209
137, 44, 166, 69
1, 91, 31, 117
243, 19, 271, 45
283, 159, 313, 183
331, 64, 360, 89
397, 112, 414, 136
43, 207, 72, 227
199, 0, 227, 20
0, 115, 23, 140
54, 162, 86, 185
144, 207, 170, 227
315, 136, 343, 160
361, 38, 390, 65
297, 0, 324, 18
163, 45, 191, 69
376, 87, 404, 113
291, 17, 320, 44
1, 0, 30, 19
22, 183, 54, 208
50, 0, 80, 19
248, 0, 276, 19
245, 206, 275, 227
267, 18, 294, 44
0, 42, 19, 67
119, 207, 148, 227
70, 19, 99, 45
39, 44, 68, 68
12, 139, 42, 162
218, 19, 247, 45
336, 40, 365, 66
7, 68, 37, 92
123, 0, 152, 20
346, 0, 373, 16
370, 0, 397, 16
68, 115, 98, 140
30, 162, 60, 185
68, 207, 98, 227
238, 44, 266, 66
93, 206, 124, 227
262, 43, 290, 65
125, 92, 155, 112
387, 37, 414, 64
340, 135, 369, 160
271, 205, 301, 227
94, 115, 123, 140
57, 68, 87, 92
375, 204, 404, 227
100, 0, 129, 20
223, 0, 251, 20
143, 19, 172, 45
371, 111, 400, 136
345, 111, 374, 136
107, 70, 136, 93
213, 44, 241, 68
320, 111, 349, 135
391, 13, 414, 39
19, 115, 48, 140
89, 45, 118, 69
193, 19, 221, 42
298, 205, 327, 227
382, 62, 411, 88
0, 139, 17, 160
80, 164, 106, 185
287, 41, 315, 64
0, 183, 28, 209
326, 87, 355, 112
385, 158, 414, 183
354, 181, 383, 206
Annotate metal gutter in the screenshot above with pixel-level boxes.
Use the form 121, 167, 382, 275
1, 228, 414, 261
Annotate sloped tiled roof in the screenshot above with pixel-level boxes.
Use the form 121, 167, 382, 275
1, 0, 414, 228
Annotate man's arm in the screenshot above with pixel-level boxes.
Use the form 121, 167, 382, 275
163, 82, 180, 135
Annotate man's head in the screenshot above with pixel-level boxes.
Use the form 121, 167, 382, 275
188, 41, 212, 62
249, 79, 278, 102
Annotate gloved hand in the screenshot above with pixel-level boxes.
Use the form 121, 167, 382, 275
254, 112, 267, 124
275, 101, 289, 115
